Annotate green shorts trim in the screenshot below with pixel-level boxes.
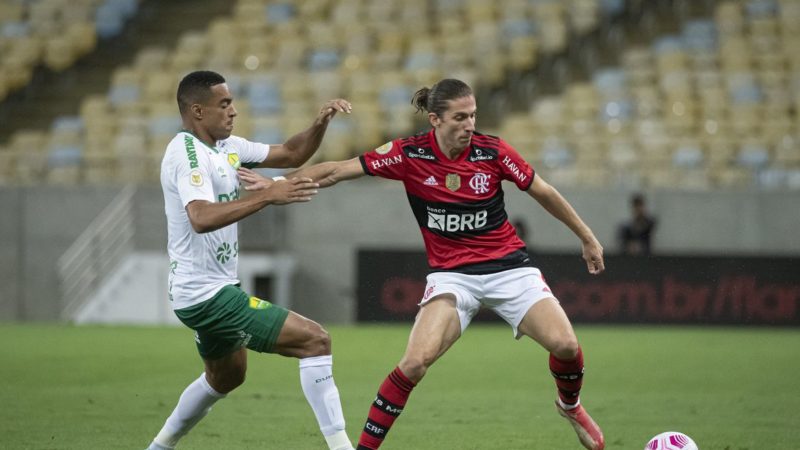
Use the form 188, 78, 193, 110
174, 285, 290, 360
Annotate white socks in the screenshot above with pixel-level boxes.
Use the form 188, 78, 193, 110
149, 358, 352, 450
150, 372, 225, 449
299, 355, 352, 450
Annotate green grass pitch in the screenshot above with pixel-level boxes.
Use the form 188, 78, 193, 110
1, 323, 798, 449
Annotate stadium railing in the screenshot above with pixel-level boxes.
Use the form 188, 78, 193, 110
57, 184, 136, 320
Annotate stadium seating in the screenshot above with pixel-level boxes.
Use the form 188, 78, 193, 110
0, 0, 139, 102
506, 0, 800, 190
12, 0, 604, 184
4, 0, 798, 190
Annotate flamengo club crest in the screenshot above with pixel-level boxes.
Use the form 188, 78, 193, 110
469, 173, 491, 194
445, 173, 461, 191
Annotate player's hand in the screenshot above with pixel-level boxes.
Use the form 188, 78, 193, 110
262, 177, 319, 205
316, 98, 352, 125
238, 167, 273, 191
582, 239, 605, 275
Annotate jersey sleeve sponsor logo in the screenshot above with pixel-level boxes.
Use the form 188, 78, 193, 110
402, 145, 437, 161
370, 154, 402, 170
184, 135, 199, 169
469, 173, 491, 194
445, 173, 461, 191
468, 146, 498, 162
375, 141, 393, 155
502, 155, 528, 184
189, 169, 203, 186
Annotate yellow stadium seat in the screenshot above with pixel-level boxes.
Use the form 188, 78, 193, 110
43, 37, 77, 72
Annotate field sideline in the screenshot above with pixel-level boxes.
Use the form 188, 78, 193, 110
1, 324, 798, 449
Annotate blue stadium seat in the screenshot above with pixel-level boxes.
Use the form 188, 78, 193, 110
728, 73, 763, 104
745, 0, 778, 17
108, 84, 140, 107
51, 115, 84, 135
541, 140, 575, 169
251, 127, 284, 144
47, 145, 82, 168
94, 2, 125, 39
148, 115, 180, 137
502, 18, 537, 40
653, 35, 684, 54
308, 49, 341, 71
682, 19, 717, 51
672, 144, 705, 169
737, 143, 770, 169
247, 75, 283, 115
598, 0, 625, 16
600, 99, 633, 122
266, 2, 296, 24
1, 21, 30, 38
592, 68, 627, 97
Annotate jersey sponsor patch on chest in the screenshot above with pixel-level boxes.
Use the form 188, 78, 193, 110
403, 145, 436, 161
427, 206, 488, 232
468, 146, 498, 162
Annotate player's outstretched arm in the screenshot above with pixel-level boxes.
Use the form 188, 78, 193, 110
239, 157, 365, 191
258, 99, 352, 169
185, 177, 319, 233
527, 175, 605, 275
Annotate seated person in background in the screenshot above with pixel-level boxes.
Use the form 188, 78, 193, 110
618, 193, 657, 256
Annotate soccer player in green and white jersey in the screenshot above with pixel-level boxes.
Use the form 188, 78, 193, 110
147, 70, 354, 450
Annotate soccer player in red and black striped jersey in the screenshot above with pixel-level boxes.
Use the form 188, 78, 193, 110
239, 79, 606, 450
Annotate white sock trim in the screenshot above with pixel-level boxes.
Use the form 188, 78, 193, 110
299, 354, 333, 368
324, 429, 354, 450
147, 440, 174, 450
153, 429, 179, 448
558, 398, 581, 410
199, 372, 226, 398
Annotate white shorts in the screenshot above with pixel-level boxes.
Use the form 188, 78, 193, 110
420, 267, 556, 339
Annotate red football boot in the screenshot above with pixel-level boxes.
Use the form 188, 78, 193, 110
555, 401, 605, 450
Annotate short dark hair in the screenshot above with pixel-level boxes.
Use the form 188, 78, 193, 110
177, 70, 226, 114
411, 78, 473, 117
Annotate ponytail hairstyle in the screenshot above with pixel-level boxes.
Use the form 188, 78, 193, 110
411, 79, 473, 117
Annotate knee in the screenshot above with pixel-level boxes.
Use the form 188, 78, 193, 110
550, 335, 580, 361
398, 354, 433, 383
207, 366, 246, 394
300, 324, 332, 358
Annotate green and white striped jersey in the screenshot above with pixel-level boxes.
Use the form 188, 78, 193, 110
160, 131, 269, 310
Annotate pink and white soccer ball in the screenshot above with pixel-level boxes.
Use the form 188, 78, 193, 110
645, 431, 699, 450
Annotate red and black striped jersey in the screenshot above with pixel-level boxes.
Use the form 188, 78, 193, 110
359, 129, 536, 273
